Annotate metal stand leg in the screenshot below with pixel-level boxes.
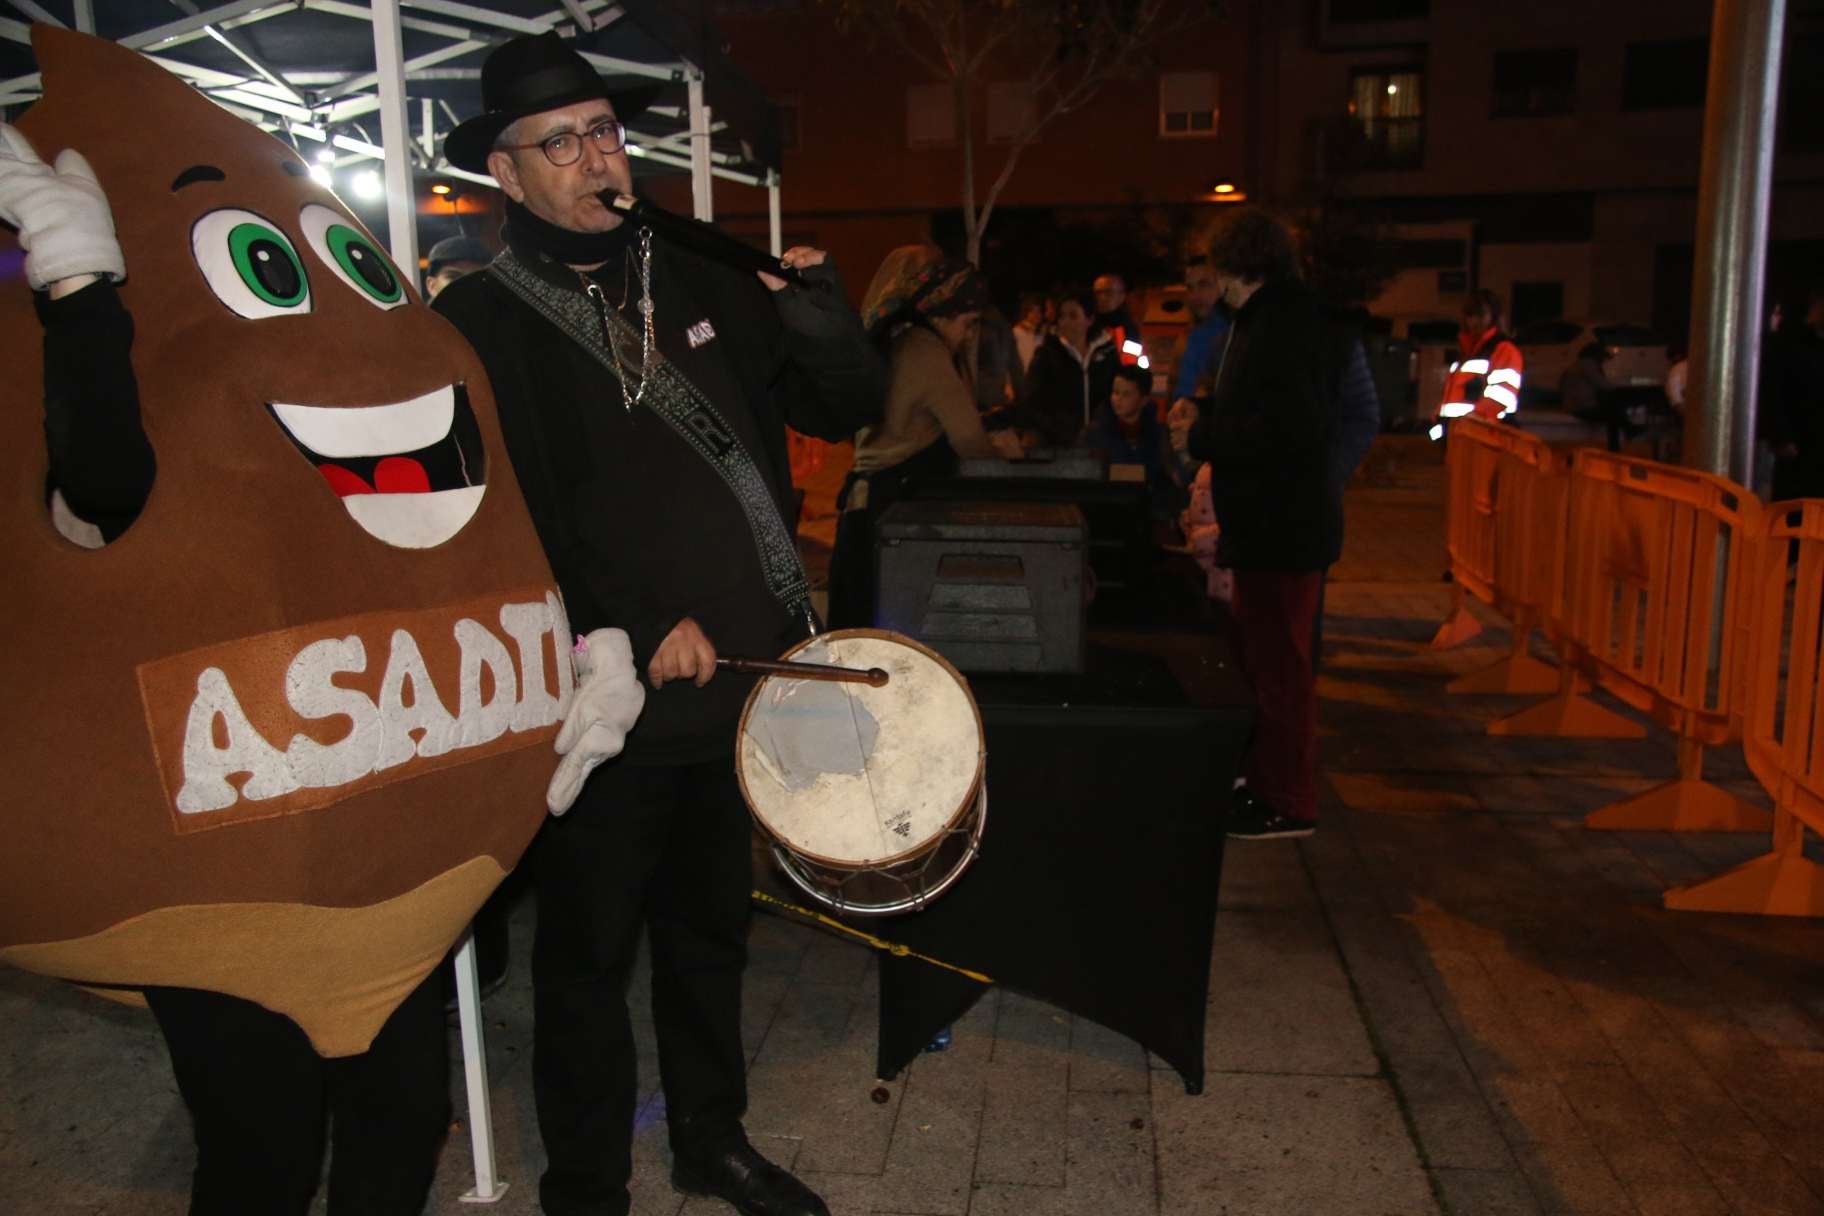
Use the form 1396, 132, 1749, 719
454, 928, 508, 1204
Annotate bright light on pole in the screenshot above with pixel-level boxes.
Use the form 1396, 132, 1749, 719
351, 170, 383, 201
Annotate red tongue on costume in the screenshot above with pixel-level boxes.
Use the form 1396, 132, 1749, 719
317, 457, 431, 497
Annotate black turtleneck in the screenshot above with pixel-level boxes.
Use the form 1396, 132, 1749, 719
501, 196, 633, 268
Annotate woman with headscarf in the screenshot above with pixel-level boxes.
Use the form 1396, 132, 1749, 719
828, 245, 1020, 627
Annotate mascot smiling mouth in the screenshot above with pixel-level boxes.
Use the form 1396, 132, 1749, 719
268, 382, 487, 549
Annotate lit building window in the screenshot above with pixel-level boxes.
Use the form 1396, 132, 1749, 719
1348, 67, 1423, 169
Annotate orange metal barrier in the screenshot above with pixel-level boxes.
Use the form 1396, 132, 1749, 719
1667, 500, 1824, 915
1491, 450, 1771, 832
1481, 447, 1644, 738
1431, 419, 1562, 694
787, 430, 829, 482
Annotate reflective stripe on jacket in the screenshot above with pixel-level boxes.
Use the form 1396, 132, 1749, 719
1436, 327, 1523, 423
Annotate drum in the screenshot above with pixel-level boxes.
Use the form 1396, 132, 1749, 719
736, 629, 986, 916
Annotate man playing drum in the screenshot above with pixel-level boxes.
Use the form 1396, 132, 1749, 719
434, 32, 883, 1216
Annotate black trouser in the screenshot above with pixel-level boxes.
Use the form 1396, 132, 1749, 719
144, 971, 448, 1216
530, 756, 754, 1216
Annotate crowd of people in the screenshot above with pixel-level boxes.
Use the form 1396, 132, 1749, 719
819, 212, 1381, 844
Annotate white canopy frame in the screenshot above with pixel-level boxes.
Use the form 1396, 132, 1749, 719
1, 0, 788, 1201
0, 0, 785, 249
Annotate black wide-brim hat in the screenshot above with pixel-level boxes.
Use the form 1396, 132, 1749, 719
444, 31, 661, 173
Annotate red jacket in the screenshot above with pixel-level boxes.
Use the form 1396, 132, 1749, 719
1436, 326, 1523, 423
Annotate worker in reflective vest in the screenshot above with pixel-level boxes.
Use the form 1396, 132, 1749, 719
1094, 272, 1147, 368
1429, 289, 1523, 441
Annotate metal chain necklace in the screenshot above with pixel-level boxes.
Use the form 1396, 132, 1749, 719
581, 226, 656, 411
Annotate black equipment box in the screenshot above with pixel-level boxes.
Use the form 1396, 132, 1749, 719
905, 475, 1152, 619
875, 499, 1087, 674
958, 448, 1105, 481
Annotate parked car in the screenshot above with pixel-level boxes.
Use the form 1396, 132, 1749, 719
1513, 320, 1671, 403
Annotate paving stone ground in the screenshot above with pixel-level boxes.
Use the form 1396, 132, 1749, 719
5, 436, 1823, 1215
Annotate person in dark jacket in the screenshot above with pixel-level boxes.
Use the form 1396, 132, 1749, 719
1308, 310, 1382, 665
1093, 271, 1145, 359
1562, 340, 1633, 452
1168, 210, 1336, 841
1327, 317, 1382, 493
433, 33, 882, 1216
1024, 289, 1119, 446
1764, 288, 1824, 502
1172, 256, 1231, 402
423, 233, 491, 300
1084, 363, 1183, 521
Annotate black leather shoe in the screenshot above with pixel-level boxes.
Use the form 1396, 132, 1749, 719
671, 1139, 830, 1216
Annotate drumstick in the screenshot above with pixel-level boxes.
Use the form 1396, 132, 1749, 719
717, 656, 889, 687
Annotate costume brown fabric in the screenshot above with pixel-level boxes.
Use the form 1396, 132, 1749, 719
0, 28, 564, 1057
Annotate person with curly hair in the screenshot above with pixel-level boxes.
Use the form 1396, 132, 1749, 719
1168, 210, 1338, 841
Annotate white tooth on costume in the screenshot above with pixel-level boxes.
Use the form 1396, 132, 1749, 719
343, 486, 486, 549
271, 385, 454, 458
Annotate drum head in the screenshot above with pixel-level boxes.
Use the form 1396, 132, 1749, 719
738, 630, 983, 868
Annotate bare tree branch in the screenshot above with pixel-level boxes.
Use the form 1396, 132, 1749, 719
822, 0, 1220, 262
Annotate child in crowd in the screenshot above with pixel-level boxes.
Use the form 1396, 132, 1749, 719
1181, 463, 1233, 603
1084, 364, 1185, 523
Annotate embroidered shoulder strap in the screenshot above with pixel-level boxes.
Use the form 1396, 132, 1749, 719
488, 248, 814, 624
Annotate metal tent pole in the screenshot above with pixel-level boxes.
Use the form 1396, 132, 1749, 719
370, 5, 502, 1203
687, 68, 713, 221
370, 0, 421, 279
1684, 0, 1787, 482
453, 932, 507, 1203
767, 170, 782, 257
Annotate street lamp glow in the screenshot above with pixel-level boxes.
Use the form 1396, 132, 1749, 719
315, 148, 335, 165
430, 182, 452, 196
351, 170, 383, 201
308, 164, 333, 188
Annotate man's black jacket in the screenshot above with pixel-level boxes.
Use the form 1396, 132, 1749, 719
434, 227, 883, 764
1185, 275, 1340, 572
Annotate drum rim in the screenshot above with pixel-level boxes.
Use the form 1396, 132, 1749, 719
772, 780, 988, 916
735, 627, 986, 871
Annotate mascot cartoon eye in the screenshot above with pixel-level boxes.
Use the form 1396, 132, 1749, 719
299, 204, 406, 310
192, 208, 312, 319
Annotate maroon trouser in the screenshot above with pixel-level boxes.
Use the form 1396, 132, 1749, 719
1229, 569, 1324, 822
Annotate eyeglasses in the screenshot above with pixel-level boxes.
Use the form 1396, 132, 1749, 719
497, 118, 626, 167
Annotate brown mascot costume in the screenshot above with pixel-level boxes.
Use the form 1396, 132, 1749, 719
0, 26, 641, 1214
